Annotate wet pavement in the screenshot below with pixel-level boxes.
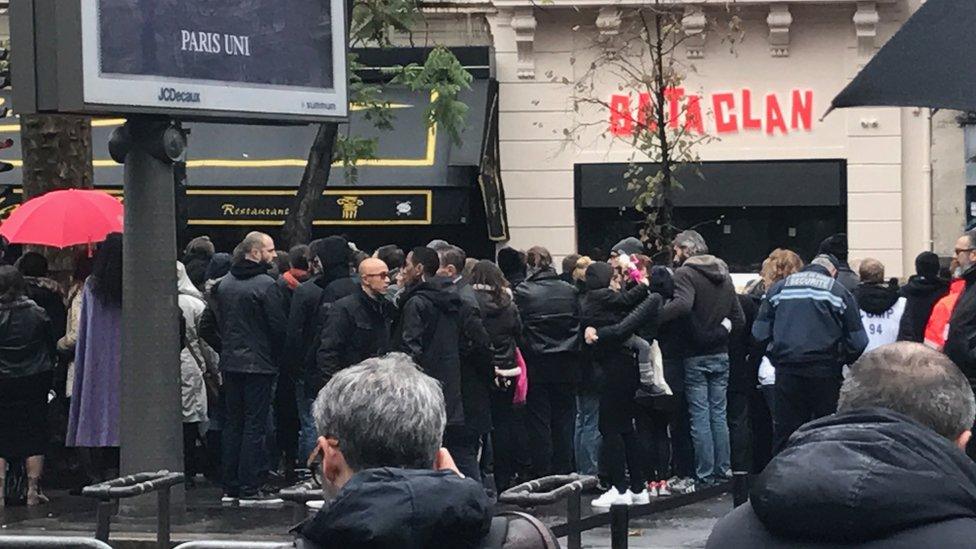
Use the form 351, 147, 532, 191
0, 480, 731, 547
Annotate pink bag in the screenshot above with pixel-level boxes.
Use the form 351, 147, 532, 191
513, 347, 528, 406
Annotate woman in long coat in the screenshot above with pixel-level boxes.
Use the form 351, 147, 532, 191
66, 233, 123, 482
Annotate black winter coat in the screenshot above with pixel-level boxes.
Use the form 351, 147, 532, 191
707, 408, 976, 548
945, 266, 976, 384
24, 277, 66, 341
285, 272, 360, 379
473, 287, 521, 371
0, 297, 56, 379
393, 277, 465, 426
660, 255, 745, 358
312, 288, 394, 393
728, 293, 760, 393
456, 281, 494, 434
897, 275, 948, 343
584, 285, 660, 434
514, 269, 581, 383
293, 468, 491, 548
213, 260, 287, 375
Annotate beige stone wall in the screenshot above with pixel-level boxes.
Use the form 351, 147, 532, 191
486, 1, 935, 276
930, 110, 966, 255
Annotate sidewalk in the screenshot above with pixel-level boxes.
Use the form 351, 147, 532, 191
0, 480, 731, 548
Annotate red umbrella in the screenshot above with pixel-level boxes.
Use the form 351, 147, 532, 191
0, 189, 123, 248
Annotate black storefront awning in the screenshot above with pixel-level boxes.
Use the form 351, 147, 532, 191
0, 47, 508, 239
576, 159, 847, 209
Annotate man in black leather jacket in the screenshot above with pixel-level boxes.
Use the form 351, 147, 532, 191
314, 258, 395, 393
213, 231, 287, 502
514, 246, 581, 478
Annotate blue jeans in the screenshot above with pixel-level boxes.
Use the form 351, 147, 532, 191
222, 372, 274, 496
684, 354, 731, 482
295, 380, 317, 462
574, 393, 601, 476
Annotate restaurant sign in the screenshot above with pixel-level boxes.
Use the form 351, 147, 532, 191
608, 88, 815, 137
189, 189, 433, 226
0, 187, 433, 226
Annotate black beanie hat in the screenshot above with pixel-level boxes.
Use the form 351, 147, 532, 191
313, 236, 350, 268
612, 237, 645, 257
585, 262, 614, 290
818, 233, 849, 261
915, 251, 940, 279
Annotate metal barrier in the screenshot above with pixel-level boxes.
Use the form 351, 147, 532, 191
173, 542, 292, 549
0, 536, 113, 548
81, 470, 185, 549
499, 474, 597, 549
500, 475, 730, 549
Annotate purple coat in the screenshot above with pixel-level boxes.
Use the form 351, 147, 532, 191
66, 280, 121, 447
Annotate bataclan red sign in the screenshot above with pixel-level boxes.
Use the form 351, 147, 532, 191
608, 88, 814, 136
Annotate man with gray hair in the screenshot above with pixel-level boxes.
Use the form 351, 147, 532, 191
708, 342, 976, 547
293, 353, 556, 548
659, 230, 745, 490
752, 253, 867, 451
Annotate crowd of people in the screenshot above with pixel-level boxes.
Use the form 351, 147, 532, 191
4, 225, 976, 522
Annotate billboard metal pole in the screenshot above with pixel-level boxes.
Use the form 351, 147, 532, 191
112, 116, 187, 513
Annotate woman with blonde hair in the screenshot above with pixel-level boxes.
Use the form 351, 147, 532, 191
749, 248, 803, 470
758, 249, 804, 293
572, 256, 594, 287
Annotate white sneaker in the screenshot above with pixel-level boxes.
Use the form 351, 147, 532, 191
656, 480, 672, 497
630, 489, 650, 505
591, 488, 632, 509
306, 500, 326, 511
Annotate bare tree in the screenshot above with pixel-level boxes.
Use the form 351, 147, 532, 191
570, 1, 741, 252
19, 113, 94, 277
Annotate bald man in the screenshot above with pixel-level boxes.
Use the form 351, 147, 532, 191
313, 257, 396, 392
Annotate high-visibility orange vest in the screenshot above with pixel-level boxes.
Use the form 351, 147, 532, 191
924, 278, 966, 350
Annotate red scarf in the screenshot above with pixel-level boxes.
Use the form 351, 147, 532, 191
282, 268, 310, 290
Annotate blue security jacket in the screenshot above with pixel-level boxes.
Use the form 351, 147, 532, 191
752, 265, 868, 376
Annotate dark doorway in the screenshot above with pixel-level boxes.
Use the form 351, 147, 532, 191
575, 159, 848, 272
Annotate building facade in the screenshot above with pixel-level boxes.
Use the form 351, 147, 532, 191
1, 1, 971, 274
480, 0, 965, 275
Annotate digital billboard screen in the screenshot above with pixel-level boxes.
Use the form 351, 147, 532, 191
76, 0, 347, 121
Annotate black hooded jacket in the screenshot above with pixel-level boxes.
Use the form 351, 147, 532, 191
897, 275, 949, 343
294, 468, 492, 549
213, 260, 288, 375
854, 282, 901, 316
707, 408, 976, 548
660, 255, 745, 358
393, 277, 465, 426
285, 237, 359, 379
